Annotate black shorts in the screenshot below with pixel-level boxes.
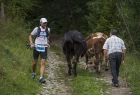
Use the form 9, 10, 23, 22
33, 47, 48, 60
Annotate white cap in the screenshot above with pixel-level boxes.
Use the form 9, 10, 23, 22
40, 18, 47, 23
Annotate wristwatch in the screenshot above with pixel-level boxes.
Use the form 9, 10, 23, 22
30, 42, 34, 45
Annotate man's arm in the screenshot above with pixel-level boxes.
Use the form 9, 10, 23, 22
29, 34, 34, 48
47, 36, 50, 48
29, 34, 33, 43
122, 49, 126, 61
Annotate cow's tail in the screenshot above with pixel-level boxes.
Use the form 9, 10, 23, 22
77, 35, 92, 42
85, 35, 92, 41
62, 39, 73, 55
72, 35, 91, 43
81, 41, 87, 57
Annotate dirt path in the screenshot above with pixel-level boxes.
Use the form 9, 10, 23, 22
39, 50, 71, 95
37, 37, 72, 95
39, 37, 132, 95
102, 71, 132, 95
83, 63, 132, 95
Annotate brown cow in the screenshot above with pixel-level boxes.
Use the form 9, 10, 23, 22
85, 32, 109, 73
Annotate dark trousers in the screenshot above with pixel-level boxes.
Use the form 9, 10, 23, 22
109, 52, 122, 84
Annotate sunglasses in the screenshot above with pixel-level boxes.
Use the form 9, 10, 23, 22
43, 22, 47, 24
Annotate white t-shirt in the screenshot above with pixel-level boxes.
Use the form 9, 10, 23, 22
31, 26, 50, 46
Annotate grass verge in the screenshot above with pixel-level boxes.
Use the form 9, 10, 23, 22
120, 53, 140, 95
0, 19, 41, 95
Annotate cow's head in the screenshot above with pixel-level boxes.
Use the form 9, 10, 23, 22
87, 46, 95, 57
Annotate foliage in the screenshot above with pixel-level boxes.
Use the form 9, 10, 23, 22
27, 0, 140, 47
86, 0, 120, 35
1, 0, 140, 52
86, 0, 140, 51
117, 0, 140, 51
1, 0, 38, 19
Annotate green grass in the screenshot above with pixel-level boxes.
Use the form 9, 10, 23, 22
120, 53, 140, 95
70, 63, 109, 95
50, 44, 62, 56
0, 40, 41, 95
0, 19, 41, 95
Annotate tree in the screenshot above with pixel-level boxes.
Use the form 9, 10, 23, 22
86, 0, 120, 35
1, 0, 37, 19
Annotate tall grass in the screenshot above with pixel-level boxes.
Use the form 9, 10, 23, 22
120, 53, 140, 95
0, 18, 41, 95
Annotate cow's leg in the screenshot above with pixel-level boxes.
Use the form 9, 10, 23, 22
68, 63, 72, 75
95, 53, 101, 74
73, 62, 77, 77
73, 54, 80, 77
93, 56, 97, 71
98, 53, 103, 73
66, 56, 72, 75
98, 60, 101, 74
105, 59, 109, 71
71, 56, 77, 76
85, 54, 89, 70
103, 52, 109, 71
98, 53, 102, 73
94, 54, 99, 72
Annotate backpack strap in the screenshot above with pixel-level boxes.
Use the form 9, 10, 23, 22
37, 26, 41, 37
34, 27, 49, 43
45, 27, 51, 44
33, 26, 40, 43
37, 26, 49, 37
45, 27, 49, 37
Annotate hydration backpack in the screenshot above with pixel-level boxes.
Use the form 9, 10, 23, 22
36, 26, 49, 37
34, 26, 49, 42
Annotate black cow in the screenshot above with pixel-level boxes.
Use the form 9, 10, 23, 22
62, 30, 87, 77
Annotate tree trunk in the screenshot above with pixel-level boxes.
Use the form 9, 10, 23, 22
116, 3, 136, 51
1, 3, 5, 23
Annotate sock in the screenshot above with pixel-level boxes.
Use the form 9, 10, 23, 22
40, 77, 42, 79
